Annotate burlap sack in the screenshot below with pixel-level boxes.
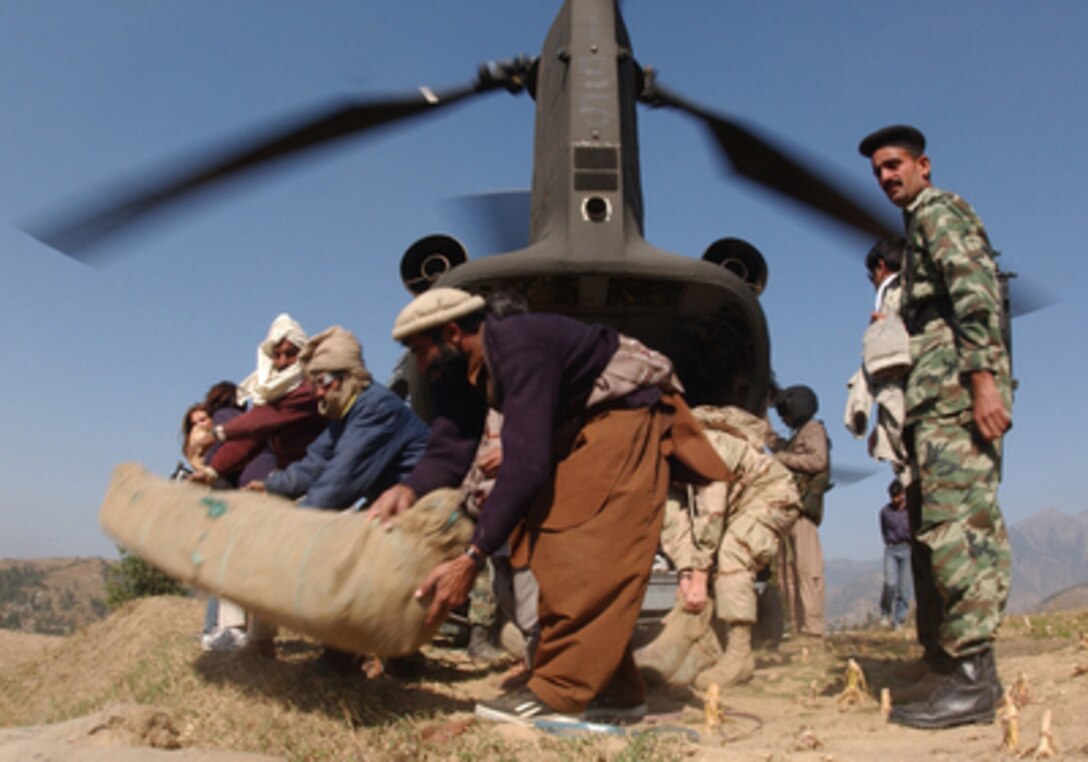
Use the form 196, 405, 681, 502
99, 463, 472, 657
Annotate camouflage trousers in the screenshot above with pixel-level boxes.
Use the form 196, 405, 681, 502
717, 510, 796, 624
661, 488, 798, 625
468, 565, 497, 628
907, 416, 1011, 658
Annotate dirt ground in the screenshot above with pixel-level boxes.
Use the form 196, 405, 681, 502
1, 597, 1086, 761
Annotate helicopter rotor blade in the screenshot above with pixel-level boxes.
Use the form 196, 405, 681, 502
27, 62, 533, 259
831, 463, 881, 487
643, 83, 898, 241
1005, 271, 1056, 318
444, 189, 531, 255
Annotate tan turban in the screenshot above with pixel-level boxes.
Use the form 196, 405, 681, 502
301, 326, 368, 377
301, 326, 372, 418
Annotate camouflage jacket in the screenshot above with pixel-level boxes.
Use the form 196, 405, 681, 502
662, 406, 800, 570
901, 187, 1012, 423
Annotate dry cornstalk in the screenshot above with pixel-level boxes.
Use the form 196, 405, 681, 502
880, 688, 891, 720
1010, 672, 1031, 708
999, 688, 1019, 752
1030, 709, 1057, 759
704, 682, 721, 730
800, 646, 810, 664
836, 658, 871, 706
794, 725, 822, 751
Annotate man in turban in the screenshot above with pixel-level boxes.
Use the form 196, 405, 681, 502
250, 326, 429, 510
371, 288, 731, 725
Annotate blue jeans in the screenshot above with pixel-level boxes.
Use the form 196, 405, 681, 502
881, 542, 912, 627
203, 597, 220, 634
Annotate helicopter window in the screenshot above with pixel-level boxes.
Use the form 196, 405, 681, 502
573, 145, 618, 169
574, 172, 618, 192
573, 144, 619, 191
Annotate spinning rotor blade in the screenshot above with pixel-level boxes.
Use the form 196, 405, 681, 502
644, 84, 898, 241
444, 190, 531, 255
1006, 272, 1056, 318
831, 463, 880, 487
28, 64, 529, 259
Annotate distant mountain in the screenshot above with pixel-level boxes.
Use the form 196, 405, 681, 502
824, 508, 1088, 624
1007, 508, 1088, 612
825, 558, 883, 625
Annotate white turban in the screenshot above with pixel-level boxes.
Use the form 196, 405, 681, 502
237, 313, 308, 406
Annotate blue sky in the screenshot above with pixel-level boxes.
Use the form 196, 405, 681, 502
1, 1, 1084, 562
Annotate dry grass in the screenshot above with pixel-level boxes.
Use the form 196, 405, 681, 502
0, 597, 685, 760
3, 596, 1088, 761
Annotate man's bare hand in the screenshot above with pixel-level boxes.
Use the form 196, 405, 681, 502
476, 449, 502, 478
414, 554, 477, 627
971, 371, 1011, 441
188, 469, 213, 485
243, 481, 265, 493
368, 484, 417, 528
678, 568, 709, 613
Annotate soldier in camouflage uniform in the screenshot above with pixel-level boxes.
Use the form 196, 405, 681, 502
860, 125, 1012, 730
635, 405, 801, 688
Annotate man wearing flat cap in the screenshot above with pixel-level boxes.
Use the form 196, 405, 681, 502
859, 125, 1012, 729
251, 326, 429, 510
372, 288, 731, 725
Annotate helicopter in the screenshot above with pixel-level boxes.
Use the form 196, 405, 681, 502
30, 0, 906, 414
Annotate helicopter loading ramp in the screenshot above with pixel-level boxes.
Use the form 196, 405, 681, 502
99, 464, 472, 657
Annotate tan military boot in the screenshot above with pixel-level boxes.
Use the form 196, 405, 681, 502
635, 603, 712, 686
667, 623, 723, 687
694, 623, 755, 690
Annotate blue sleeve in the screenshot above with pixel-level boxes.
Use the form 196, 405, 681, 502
879, 506, 892, 544
264, 427, 335, 499
298, 394, 405, 509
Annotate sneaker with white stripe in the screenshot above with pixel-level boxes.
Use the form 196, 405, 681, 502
475, 687, 580, 725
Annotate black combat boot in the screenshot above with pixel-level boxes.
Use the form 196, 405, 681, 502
889, 649, 998, 729
985, 647, 1004, 704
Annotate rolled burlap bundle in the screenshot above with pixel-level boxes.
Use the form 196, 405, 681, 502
99, 463, 472, 656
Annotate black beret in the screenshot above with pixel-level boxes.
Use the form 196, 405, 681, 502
858, 125, 926, 158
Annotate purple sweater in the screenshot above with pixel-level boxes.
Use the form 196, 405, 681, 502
403, 313, 619, 556
880, 502, 912, 546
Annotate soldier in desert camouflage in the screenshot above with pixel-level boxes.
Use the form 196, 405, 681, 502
635, 405, 800, 689
859, 125, 1013, 730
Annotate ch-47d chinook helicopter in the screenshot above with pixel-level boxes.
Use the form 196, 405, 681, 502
32, 0, 902, 412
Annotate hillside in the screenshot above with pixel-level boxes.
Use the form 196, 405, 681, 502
0, 558, 111, 635
1, 595, 1086, 760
